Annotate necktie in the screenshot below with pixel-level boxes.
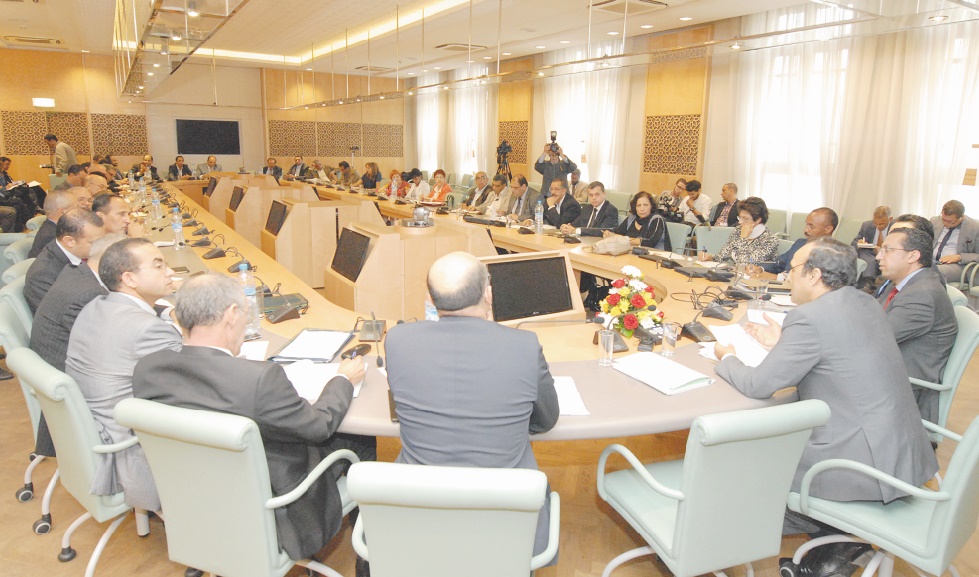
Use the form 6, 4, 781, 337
884, 287, 899, 308
935, 227, 954, 259
875, 280, 891, 298
514, 197, 522, 216
586, 205, 596, 228
875, 229, 883, 247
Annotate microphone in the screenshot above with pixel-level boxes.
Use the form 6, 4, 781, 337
514, 315, 605, 329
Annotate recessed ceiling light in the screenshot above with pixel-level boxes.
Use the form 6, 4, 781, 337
442, 86, 448, 90
305, 67, 312, 71
160, 50, 168, 55
641, 24, 653, 29
304, 106, 308, 110
560, 40, 570, 44
380, 96, 385, 99
422, 69, 428, 72
171, 32, 182, 41
482, 56, 492, 60
502, 52, 511, 56
147, 72, 154, 76
434, 66, 441, 69
138, 85, 144, 89
153, 63, 160, 67
535, 45, 546, 49
607, 31, 619, 36
408, 91, 414, 95
466, 60, 474, 63
356, 98, 361, 102
537, 72, 544, 76
408, 72, 415, 75
81, 49, 90, 53
929, 14, 948, 21
339, 100, 343, 104
731, 42, 742, 50
186, 1, 200, 17
679, 16, 692, 21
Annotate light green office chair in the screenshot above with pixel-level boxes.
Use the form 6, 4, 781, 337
777, 238, 797, 258
947, 284, 967, 307
768, 209, 788, 238
0, 275, 33, 338
4, 236, 34, 265
348, 461, 560, 577
7, 349, 148, 576
115, 397, 359, 577
665, 222, 692, 253
26, 214, 47, 233
2, 257, 34, 285
597, 399, 831, 577
783, 416, 979, 577
787, 213, 807, 241
949, 262, 977, 291
0, 232, 29, 281
695, 226, 735, 256
833, 217, 864, 245
856, 258, 868, 278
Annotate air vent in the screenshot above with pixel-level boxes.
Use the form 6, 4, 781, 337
355, 65, 394, 73
3, 36, 65, 49
592, 0, 669, 16
435, 43, 488, 52
0, 0, 28, 3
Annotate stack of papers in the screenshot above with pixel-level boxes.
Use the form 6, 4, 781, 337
746, 310, 787, 326
613, 352, 714, 395
552, 377, 589, 415
269, 329, 354, 363
284, 359, 365, 400
707, 324, 770, 367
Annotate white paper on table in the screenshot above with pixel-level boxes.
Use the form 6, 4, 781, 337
28, 181, 42, 187
613, 352, 713, 395
708, 324, 770, 368
857, 242, 876, 250
695, 260, 722, 268
699, 342, 720, 362
770, 295, 796, 307
238, 341, 269, 361
553, 376, 589, 416
275, 329, 352, 361
154, 240, 174, 247
746, 310, 787, 326
284, 359, 364, 400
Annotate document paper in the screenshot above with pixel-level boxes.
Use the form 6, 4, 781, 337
708, 324, 770, 368
612, 352, 714, 395
284, 359, 364, 400
553, 377, 589, 416
271, 329, 353, 362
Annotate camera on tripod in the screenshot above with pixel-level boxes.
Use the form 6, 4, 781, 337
548, 130, 559, 154
496, 140, 512, 157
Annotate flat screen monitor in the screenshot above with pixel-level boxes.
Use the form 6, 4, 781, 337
331, 228, 371, 282
265, 200, 289, 236
229, 187, 245, 211
176, 119, 241, 155
487, 256, 573, 322
204, 177, 217, 197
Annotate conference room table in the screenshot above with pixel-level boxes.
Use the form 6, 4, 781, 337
155, 182, 797, 442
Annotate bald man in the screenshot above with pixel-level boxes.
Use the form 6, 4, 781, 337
384, 252, 559, 561
69, 185, 94, 211
29, 189, 78, 258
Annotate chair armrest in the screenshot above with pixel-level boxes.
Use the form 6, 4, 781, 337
922, 420, 963, 443
909, 377, 952, 392
597, 444, 685, 502
776, 232, 789, 239
352, 513, 369, 560
92, 435, 140, 454
960, 262, 978, 287
265, 448, 359, 510
799, 458, 949, 515
530, 491, 561, 570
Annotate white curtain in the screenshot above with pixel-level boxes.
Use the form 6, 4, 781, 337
705, 4, 979, 221
410, 72, 445, 173
445, 66, 499, 180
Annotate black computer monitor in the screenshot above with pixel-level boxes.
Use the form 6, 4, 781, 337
486, 256, 573, 322
331, 227, 372, 282
204, 177, 218, 197
229, 187, 245, 211
265, 200, 289, 235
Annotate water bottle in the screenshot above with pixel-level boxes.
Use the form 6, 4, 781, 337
128, 170, 135, 190
424, 298, 440, 321
150, 189, 162, 220
238, 263, 263, 338
170, 207, 184, 249
534, 198, 544, 234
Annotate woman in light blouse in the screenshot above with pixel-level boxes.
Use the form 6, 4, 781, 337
603, 191, 671, 250
701, 196, 779, 264
427, 169, 451, 203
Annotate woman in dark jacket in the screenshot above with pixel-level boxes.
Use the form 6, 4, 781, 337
604, 191, 672, 251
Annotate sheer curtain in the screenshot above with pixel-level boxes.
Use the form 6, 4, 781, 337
445, 66, 499, 179
410, 72, 445, 173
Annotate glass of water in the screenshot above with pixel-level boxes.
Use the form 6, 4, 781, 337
661, 322, 681, 358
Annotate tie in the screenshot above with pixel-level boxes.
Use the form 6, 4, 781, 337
586, 205, 596, 228
514, 197, 522, 216
875, 280, 891, 298
883, 287, 899, 308
935, 227, 954, 259
875, 229, 884, 248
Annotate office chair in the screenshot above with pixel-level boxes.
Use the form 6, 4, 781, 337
2, 257, 34, 285
3, 236, 33, 265
7, 348, 149, 576
0, 232, 29, 281
597, 400, 831, 577
946, 284, 967, 307
782, 416, 979, 577
0, 274, 32, 338
114, 397, 358, 577
695, 225, 735, 255
26, 214, 46, 233
767, 209, 788, 238
347, 461, 560, 577
665, 221, 692, 254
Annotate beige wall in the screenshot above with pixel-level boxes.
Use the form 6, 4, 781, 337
498, 57, 535, 181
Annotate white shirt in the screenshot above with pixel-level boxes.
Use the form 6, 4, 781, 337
55, 240, 82, 266
935, 226, 961, 259
408, 181, 430, 200
681, 193, 713, 226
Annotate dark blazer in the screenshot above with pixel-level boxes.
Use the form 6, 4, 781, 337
133, 346, 355, 560
709, 200, 740, 227
24, 240, 70, 314
28, 218, 56, 258
852, 220, 890, 278
463, 184, 491, 207
262, 166, 283, 180
166, 164, 193, 181
286, 163, 309, 179
131, 164, 160, 181
878, 267, 957, 422
611, 213, 671, 251
570, 201, 619, 236
764, 237, 806, 274
543, 193, 581, 228
717, 286, 938, 503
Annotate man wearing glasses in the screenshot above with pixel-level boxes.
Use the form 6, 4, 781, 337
930, 200, 979, 280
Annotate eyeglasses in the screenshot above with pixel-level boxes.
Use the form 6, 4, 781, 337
878, 246, 909, 255
786, 261, 807, 273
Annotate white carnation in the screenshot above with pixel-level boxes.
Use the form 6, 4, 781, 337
640, 317, 655, 329
621, 265, 642, 278
629, 279, 646, 292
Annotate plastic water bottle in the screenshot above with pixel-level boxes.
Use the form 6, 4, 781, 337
534, 198, 544, 234
238, 263, 263, 338
128, 170, 135, 190
170, 207, 184, 249
150, 189, 162, 220
424, 299, 440, 321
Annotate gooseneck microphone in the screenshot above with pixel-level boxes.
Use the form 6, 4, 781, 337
514, 316, 605, 329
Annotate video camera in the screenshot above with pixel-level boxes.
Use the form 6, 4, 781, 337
496, 140, 512, 157
549, 130, 559, 153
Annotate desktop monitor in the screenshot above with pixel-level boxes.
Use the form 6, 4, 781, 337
204, 177, 218, 197
265, 200, 289, 236
229, 187, 245, 211
486, 255, 574, 322
331, 227, 372, 282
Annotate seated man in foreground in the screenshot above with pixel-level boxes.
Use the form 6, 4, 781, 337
133, 273, 374, 566
715, 238, 937, 536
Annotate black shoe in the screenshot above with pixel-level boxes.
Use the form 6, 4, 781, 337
796, 542, 874, 577
355, 557, 371, 577
0, 367, 14, 381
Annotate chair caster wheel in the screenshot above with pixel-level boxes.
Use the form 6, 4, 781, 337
33, 513, 51, 534
15, 484, 34, 502
779, 557, 799, 577
184, 568, 204, 577
29, 452, 38, 461
58, 546, 77, 562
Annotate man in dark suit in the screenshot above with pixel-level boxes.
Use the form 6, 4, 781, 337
876, 227, 956, 423
29, 189, 78, 258
24, 208, 104, 314
283, 155, 308, 181
931, 200, 979, 281
461, 172, 491, 209
503, 174, 540, 223
851, 205, 892, 289
708, 182, 740, 227
166, 155, 193, 181
560, 181, 619, 237
131, 155, 160, 181
261, 157, 283, 181
385, 252, 559, 559
763, 207, 838, 274
537, 178, 580, 228
716, 238, 937, 536
133, 273, 371, 565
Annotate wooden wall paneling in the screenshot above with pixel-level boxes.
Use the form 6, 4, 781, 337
498, 57, 535, 179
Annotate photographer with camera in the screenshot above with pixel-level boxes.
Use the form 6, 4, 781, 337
534, 131, 577, 197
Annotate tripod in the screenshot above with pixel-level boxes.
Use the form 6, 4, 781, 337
496, 152, 512, 182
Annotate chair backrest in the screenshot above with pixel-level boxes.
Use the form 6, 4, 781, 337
115, 398, 290, 577
4, 237, 34, 265
695, 226, 735, 255
777, 238, 796, 256
787, 213, 807, 240
925, 414, 979, 571
26, 214, 47, 232
6, 348, 126, 518
856, 258, 868, 276
947, 284, 968, 307
767, 209, 787, 236
671, 399, 830, 577
0, 300, 40, 440
0, 232, 29, 280
833, 217, 863, 244
934, 306, 979, 429
2, 257, 34, 285
0, 275, 33, 338
347, 461, 547, 577
665, 222, 691, 253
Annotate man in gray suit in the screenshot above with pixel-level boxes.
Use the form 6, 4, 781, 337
24, 208, 103, 314
931, 200, 979, 281
65, 238, 182, 512
876, 227, 956, 423
385, 252, 560, 560
501, 174, 539, 223
28, 189, 78, 258
714, 238, 937, 534
133, 274, 371, 566
194, 155, 222, 178
560, 181, 619, 237
851, 205, 892, 289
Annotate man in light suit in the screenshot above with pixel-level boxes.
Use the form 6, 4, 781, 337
133, 273, 372, 568
24, 208, 103, 314
851, 205, 892, 289
284, 155, 308, 181
28, 189, 77, 258
385, 252, 559, 560
194, 155, 222, 177
876, 227, 956, 423
471, 174, 509, 215
561, 181, 619, 237
65, 238, 182, 512
503, 174, 540, 223
533, 178, 580, 228
931, 200, 979, 281
44, 133, 78, 176
715, 238, 937, 534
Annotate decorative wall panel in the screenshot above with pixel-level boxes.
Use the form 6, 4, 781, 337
362, 124, 403, 158
92, 114, 148, 157
498, 120, 528, 164
1, 111, 49, 155
268, 120, 316, 157
46, 112, 90, 155
642, 114, 700, 175
318, 122, 362, 158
